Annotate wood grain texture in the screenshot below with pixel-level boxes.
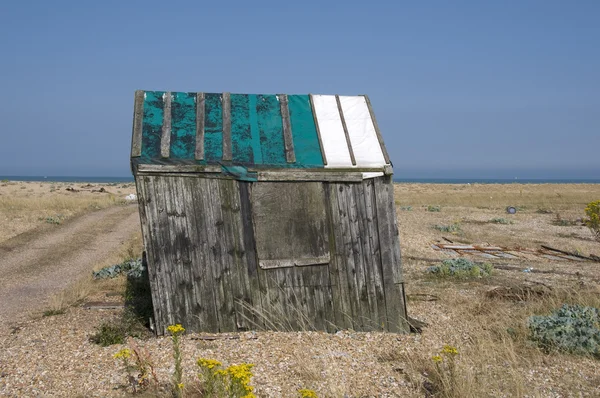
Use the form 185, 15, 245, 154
131, 91, 144, 157
257, 171, 363, 182
137, 164, 221, 173
222, 92, 232, 161
363, 95, 391, 164
335, 95, 356, 166
195, 93, 205, 160
160, 92, 172, 158
309, 94, 328, 165
278, 94, 296, 163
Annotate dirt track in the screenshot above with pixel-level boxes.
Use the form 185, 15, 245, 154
0, 204, 140, 334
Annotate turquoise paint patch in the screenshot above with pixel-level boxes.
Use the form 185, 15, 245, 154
256, 95, 286, 165
170, 92, 196, 159
248, 95, 262, 164
204, 93, 223, 162
141, 91, 164, 159
287, 95, 324, 167
230, 94, 253, 163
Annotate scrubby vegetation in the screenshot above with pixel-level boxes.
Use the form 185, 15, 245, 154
428, 258, 493, 278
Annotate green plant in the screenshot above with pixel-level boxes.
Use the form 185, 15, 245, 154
552, 214, 578, 226
427, 205, 441, 212
528, 304, 600, 358
43, 215, 64, 225
433, 223, 461, 233
89, 309, 148, 346
167, 324, 186, 397
489, 218, 513, 225
584, 200, 600, 240
42, 308, 66, 317
298, 389, 318, 398
400, 206, 412, 211
428, 258, 493, 278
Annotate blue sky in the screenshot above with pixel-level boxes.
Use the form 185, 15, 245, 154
0, 0, 598, 178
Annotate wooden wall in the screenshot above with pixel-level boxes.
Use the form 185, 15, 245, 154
135, 174, 407, 335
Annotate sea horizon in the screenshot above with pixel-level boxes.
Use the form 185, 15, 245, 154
1, 175, 599, 184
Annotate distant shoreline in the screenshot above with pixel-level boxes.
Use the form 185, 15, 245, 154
1, 175, 598, 184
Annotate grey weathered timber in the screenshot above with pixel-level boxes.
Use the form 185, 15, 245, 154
363, 95, 391, 165
222, 92, 232, 161
257, 170, 363, 182
309, 94, 328, 165
137, 164, 222, 173
160, 92, 172, 158
134, 174, 408, 334
374, 176, 408, 332
335, 95, 357, 166
131, 90, 144, 157
278, 94, 296, 163
195, 93, 205, 160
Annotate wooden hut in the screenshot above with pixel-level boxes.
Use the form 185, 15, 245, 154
130, 91, 408, 335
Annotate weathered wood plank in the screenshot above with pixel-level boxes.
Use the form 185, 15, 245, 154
335, 95, 356, 166
257, 171, 363, 182
222, 92, 232, 161
195, 93, 205, 160
238, 182, 264, 330
331, 183, 361, 330
131, 90, 144, 157
363, 179, 388, 326
308, 94, 328, 165
374, 176, 408, 332
160, 93, 172, 158
278, 94, 296, 163
363, 95, 391, 165
137, 164, 222, 174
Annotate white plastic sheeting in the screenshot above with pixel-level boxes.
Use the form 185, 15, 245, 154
311, 95, 353, 167
311, 95, 388, 173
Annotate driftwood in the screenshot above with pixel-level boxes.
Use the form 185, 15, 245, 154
541, 245, 600, 262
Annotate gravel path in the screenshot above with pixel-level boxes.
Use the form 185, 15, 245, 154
0, 205, 140, 335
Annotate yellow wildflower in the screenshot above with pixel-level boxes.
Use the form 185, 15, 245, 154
197, 358, 222, 370
299, 388, 319, 398
441, 345, 459, 356
241, 394, 257, 398
113, 348, 131, 359
167, 324, 185, 335
177, 383, 184, 390
432, 355, 443, 363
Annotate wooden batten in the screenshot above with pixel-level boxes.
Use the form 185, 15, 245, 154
256, 170, 363, 182
136, 164, 222, 174
222, 92, 232, 161
363, 95, 391, 165
278, 94, 296, 163
195, 93, 205, 160
160, 92, 172, 158
335, 95, 357, 166
131, 90, 144, 158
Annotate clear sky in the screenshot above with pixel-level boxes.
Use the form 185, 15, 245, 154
0, 1, 598, 178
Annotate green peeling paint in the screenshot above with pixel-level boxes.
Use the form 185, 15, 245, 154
170, 92, 196, 159
256, 94, 286, 165
288, 95, 324, 167
248, 95, 262, 164
204, 93, 223, 162
230, 94, 253, 163
141, 91, 164, 159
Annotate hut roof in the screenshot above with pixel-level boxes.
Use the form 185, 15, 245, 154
131, 91, 391, 180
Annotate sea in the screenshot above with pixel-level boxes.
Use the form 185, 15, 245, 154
1, 176, 598, 184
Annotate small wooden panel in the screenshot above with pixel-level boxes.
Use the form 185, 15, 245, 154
195, 93, 205, 160
251, 182, 330, 269
160, 92, 172, 158
131, 90, 144, 157
363, 95, 391, 164
222, 92, 232, 161
335, 95, 356, 166
278, 94, 296, 163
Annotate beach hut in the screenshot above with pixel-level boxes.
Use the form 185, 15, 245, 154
130, 91, 408, 335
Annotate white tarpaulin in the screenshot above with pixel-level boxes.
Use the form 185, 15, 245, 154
311, 95, 388, 173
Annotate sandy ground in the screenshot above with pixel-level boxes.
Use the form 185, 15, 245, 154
0, 204, 140, 335
0, 182, 599, 397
